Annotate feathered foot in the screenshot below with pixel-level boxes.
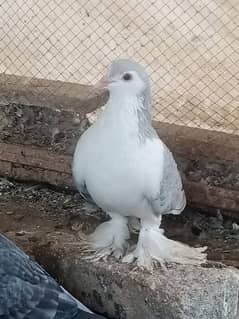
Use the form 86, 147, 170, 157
80, 213, 129, 261
122, 224, 207, 271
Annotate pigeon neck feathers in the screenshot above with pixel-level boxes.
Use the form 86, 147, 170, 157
101, 88, 156, 143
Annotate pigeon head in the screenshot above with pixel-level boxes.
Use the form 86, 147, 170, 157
96, 59, 152, 110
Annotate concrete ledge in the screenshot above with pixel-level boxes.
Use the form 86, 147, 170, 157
7, 226, 239, 319
37, 234, 239, 319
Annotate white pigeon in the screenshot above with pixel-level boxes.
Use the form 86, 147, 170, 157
72, 59, 207, 270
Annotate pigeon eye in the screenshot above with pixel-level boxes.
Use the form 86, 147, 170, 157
122, 73, 132, 81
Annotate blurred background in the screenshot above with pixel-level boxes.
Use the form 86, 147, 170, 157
1, 0, 239, 133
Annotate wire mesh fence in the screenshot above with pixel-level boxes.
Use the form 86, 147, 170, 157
1, 0, 239, 133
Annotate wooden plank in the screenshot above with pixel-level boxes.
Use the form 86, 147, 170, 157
154, 121, 239, 162
0, 73, 107, 115
0, 143, 70, 173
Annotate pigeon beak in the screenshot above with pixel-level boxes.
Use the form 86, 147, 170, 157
94, 75, 110, 89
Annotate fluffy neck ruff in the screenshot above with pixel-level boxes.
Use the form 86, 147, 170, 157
101, 89, 156, 143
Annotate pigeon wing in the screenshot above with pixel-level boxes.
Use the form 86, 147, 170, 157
0, 234, 105, 319
147, 145, 186, 216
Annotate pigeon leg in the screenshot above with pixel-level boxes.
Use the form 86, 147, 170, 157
128, 216, 140, 234
82, 212, 129, 261
123, 215, 207, 271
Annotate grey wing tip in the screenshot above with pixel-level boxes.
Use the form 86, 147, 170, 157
170, 191, 186, 215
80, 191, 96, 205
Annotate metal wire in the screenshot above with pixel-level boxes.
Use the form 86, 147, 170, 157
1, 0, 239, 133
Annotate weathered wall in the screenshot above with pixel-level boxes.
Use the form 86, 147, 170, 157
1, 74, 239, 218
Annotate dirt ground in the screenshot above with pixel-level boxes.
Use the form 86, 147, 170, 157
0, 178, 239, 269
1, 0, 239, 133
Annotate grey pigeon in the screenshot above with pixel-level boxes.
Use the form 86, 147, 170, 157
0, 233, 106, 319
72, 59, 207, 270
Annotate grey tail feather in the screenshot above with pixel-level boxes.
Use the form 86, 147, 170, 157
80, 183, 97, 206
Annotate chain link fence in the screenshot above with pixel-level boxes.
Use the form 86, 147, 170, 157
1, 0, 239, 133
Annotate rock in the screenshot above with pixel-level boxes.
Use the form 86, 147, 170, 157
15, 230, 26, 236
34, 233, 239, 319
5, 211, 14, 215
